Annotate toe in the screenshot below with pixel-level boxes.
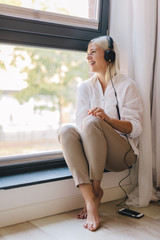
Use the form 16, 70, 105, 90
77, 211, 86, 219
77, 214, 83, 219
77, 207, 87, 219
88, 224, 99, 231
83, 222, 88, 229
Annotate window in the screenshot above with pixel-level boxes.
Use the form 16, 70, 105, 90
0, 0, 109, 174
0, 0, 100, 29
0, 44, 88, 157
0, 0, 99, 19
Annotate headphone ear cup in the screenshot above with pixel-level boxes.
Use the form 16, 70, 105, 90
104, 50, 115, 62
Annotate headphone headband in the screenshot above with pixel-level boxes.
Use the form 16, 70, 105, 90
107, 36, 114, 49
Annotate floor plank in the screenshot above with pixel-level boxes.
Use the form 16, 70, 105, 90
0, 222, 55, 240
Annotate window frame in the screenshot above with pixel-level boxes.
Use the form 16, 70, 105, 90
0, 151, 66, 176
0, 0, 109, 176
0, 2, 100, 29
0, 0, 109, 51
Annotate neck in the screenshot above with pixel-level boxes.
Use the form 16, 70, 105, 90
96, 66, 110, 93
97, 74, 108, 94
97, 72, 110, 84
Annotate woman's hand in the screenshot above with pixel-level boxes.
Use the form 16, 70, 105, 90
88, 107, 110, 122
88, 107, 132, 134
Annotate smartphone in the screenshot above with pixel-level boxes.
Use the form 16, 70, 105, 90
118, 208, 144, 219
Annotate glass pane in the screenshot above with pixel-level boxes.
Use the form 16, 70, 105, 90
0, 44, 89, 157
0, 0, 99, 20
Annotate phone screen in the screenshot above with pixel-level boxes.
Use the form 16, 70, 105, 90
121, 209, 141, 216
118, 208, 144, 218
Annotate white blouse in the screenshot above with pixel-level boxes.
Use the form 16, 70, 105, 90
76, 74, 143, 156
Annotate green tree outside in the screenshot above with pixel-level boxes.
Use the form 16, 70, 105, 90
11, 46, 89, 127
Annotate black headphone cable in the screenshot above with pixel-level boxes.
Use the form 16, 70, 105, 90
108, 62, 132, 209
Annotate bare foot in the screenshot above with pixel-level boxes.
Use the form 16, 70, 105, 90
77, 188, 103, 220
83, 200, 100, 231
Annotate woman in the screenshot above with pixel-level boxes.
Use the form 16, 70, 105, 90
58, 35, 143, 231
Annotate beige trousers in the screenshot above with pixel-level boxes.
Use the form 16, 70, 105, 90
58, 115, 136, 186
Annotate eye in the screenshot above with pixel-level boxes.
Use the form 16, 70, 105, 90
86, 50, 96, 57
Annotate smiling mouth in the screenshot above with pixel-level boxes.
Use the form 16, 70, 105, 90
89, 61, 95, 66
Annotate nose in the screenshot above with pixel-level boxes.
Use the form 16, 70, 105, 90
87, 54, 92, 60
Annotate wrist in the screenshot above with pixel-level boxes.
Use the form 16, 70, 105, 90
105, 115, 112, 124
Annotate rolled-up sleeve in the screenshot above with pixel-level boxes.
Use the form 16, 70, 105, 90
121, 82, 143, 139
76, 82, 90, 130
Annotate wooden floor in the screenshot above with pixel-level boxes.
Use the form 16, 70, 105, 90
0, 200, 160, 240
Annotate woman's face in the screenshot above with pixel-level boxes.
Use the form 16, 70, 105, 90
87, 42, 108, 74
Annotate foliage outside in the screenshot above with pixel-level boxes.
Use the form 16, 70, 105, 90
0, 45, 89, 156
11, 46, 88, 126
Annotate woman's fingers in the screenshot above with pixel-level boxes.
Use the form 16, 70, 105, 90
88, 107, 105, 120
88, 107, 98, 114
88, 107, 103, 115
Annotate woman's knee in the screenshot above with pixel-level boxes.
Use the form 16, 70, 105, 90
82, 115, 98, 130
58, 125, 79, 143
82, 115, 104, 134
